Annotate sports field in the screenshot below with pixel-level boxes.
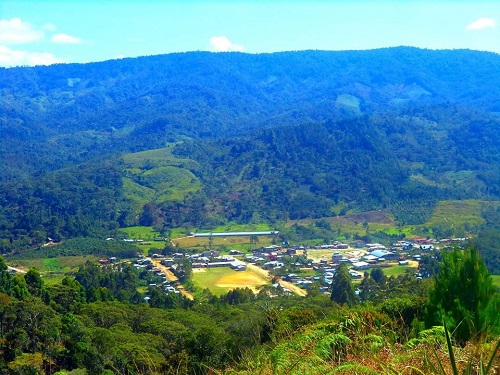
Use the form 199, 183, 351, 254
192, 267, 270, 296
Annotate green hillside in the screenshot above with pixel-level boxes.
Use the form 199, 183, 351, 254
0, 48, 499, 267
122, 147, 201, 212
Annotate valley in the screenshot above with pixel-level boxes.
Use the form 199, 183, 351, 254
0, 47, 499, 375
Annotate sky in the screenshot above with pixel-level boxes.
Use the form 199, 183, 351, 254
0, 0, 499, 67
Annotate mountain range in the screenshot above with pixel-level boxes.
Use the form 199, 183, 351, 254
0, 47, 499, 251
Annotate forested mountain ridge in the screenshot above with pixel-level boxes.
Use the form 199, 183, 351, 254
0, 47, 499, 251
1, 47, 500, 180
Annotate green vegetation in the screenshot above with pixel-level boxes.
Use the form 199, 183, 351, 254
492, 275, 500, 289
425, 200, 498, 236
12, 256, 99, 273
1, 49, 499, 266
192, 267, 268, 296
197, 222, 275, 233
119, 226, 160, 240
1, 242, 499, 375
123, 147, 202, 210
330, 264, 358, 306
192, 268, 236, 296
425, 247, 498, 343
1, 47, 500, 374
382, 265, 417, 277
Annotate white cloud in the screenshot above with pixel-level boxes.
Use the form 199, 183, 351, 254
0, 45, 64, 67
209, 36, 244, 52
466, 18, 496, 30
42, 23, 57, 32
0, 18, 44, 44
51, 33, 81, 44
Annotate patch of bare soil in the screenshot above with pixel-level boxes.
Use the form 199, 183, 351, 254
216, 272, 268, 291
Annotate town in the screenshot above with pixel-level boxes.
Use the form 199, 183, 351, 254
112, 234, 470, 299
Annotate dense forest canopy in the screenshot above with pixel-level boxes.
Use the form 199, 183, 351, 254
0, 47, 499, 253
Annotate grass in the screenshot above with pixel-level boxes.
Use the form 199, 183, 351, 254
172, 235, 275, 250
42, 274, 66, 285
122, 145, 198, 168
170, 228, 192, 238
492, 275, 500, 289
122, 177, 155, 210
11, 255, 99, 273
198, 222, 276, 233
11, 255, 99, 285
192, 267, 269, 296
295, 269, 317, 278
122, 147, 202, 212
425, 200, 492, 229
382, 265, 418, 277
286, 200, 499, 240
286, 210, 403, 238
192, 267, 236, 295
119, 226, 160, 240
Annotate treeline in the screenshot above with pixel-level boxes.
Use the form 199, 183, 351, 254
0, 255, 428, 375
476, 205, 500, 274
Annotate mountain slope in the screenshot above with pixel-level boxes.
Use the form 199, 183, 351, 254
0, 48, 499, 250
1, 47, 500, 180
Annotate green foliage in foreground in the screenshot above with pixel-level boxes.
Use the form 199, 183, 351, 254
425, 248, 499, 343
223, 308, 500, 375
1, 244, 499, 375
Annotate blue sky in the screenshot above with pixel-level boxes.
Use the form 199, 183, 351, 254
1, 0, 499, 67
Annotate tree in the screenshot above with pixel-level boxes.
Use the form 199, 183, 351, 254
24, 269, 44, 297
359, 273, 378, 302
370, 268, 387, 285
0, 256, 13, 296
424, 247, 498, 343
249, 235, 259, 245
330, 264, 358, 306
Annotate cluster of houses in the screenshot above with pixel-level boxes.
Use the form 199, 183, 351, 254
133, 256, 181, 297
182, 250, 248, 271
98, 257, 117, 264
99, 235, 470, 298
314, 241, 349, 250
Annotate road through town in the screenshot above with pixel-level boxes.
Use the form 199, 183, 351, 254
152, 259, 194, 300
245, 262, 307, 297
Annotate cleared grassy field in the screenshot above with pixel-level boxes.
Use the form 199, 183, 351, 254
173, 235, 275, 250
287, 200, 499, 239
122, 147, 202, 211
286, 211, 410, 238
425, 200, 494, 229
11, 256, 99, 284
119, 226, 172, 253
382, 265, 418, 277
119, 226, 160, 240
202, 223, 275, 233
192, 267, 269, 296
492, 275, 500, 289
11, 255, 99, 273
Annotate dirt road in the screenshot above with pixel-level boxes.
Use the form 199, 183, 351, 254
152, 260, 194, 300
278, 279, 307, 297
